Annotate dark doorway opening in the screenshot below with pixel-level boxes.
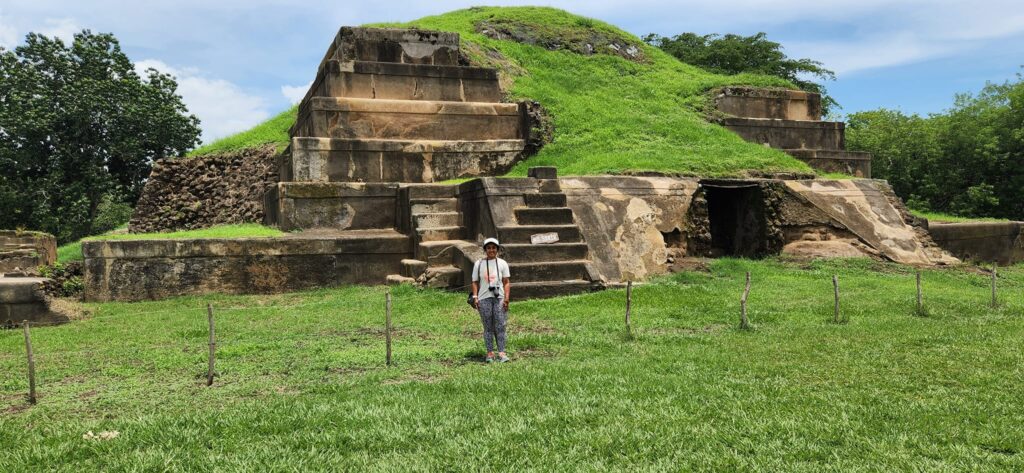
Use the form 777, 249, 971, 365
703, 183, 769, 258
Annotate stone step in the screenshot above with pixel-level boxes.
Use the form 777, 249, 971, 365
284, 137, 526, 183
386, 274, 417, 285
512, 280, 594, 300
292, 97, 523, 142
538, 179, 562, 193
302, 60, 502, 104
422, 265, 462, 289
417, 240, 463, 264
509, 260, 590, 283
418, 226, 465, 242
400, 258, 428, 278
410, 198, 457, 214
783, 149, 872, 178
321, 27, 460, 67
524, 193, 567, 208
413, 212, 460, 228
721, 117, 844, 150
502, 243, 589, 262
515, 207, 574, 226
406, 184, 459, 199
497, 225, 583, 244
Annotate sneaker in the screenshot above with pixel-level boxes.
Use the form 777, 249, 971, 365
498, 354, 510, 363
485, 355, 495, 363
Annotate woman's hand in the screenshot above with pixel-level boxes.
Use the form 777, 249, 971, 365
502, 299, 509, 311
473, 297, 479, 310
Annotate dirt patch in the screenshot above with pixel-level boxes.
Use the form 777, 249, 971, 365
475, 19, 646, 62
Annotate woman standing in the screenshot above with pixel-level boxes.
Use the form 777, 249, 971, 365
472, 238, 511, 363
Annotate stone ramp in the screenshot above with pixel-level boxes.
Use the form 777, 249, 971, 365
783, 180, 948, 265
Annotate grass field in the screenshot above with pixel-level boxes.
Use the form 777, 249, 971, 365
55, 224, 285, 264
2, 258, 1022, 470
190, 7, 812, 178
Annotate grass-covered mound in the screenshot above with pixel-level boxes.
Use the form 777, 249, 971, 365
1, 258, 1022, 469
56, 224, 284, 263
193, 7, 811, 177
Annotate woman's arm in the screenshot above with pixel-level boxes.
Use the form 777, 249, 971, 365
502, 277, 511, 310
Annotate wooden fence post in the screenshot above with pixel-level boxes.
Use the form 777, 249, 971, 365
625, 280, 633, 333
916, 271, 923, 314
385, 288, 393, 366
206, 303, 216, 387
23, 321, 36, 404
740, 272, 751, 330
991, 266, 998, 308
832, 275, 841, 323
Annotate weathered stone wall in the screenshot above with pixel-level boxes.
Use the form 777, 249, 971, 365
928, 222, 1024, 265
82, 232, 411, 302
264, 182, 399, 231
560, 177, 699, 282
0, 231, 56, 273
129, 145, 279, 233
1, 277, 70, 327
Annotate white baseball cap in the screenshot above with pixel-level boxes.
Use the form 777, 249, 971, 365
482, 238, 500, 248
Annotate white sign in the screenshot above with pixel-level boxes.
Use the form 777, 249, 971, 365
530, 232, 560, 245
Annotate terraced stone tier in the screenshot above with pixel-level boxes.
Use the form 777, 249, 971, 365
301, 60, 502, 104
264, 182, 400, 231
715, 86, 822, 121
82, 231, 413, 302
284, 137, 526, 183
721, 117, 845, 150
784, 149, 872, 178
319, 27, 460, 67
291, 98, 524, 141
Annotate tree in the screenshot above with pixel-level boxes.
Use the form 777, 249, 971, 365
643, 32, 838, 114
0, 30, 200, 243
846, 73, 1024, 219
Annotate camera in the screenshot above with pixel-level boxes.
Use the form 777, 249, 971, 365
488, 284, 501, 296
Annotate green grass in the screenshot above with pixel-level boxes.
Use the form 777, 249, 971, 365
55, 224, 285, 263
196, 7, 811, 177
188, 106, 297, 157
911, 209, 1013, 223
2, 258, 1023, 470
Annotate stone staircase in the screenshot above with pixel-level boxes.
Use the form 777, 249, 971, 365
391, 184, 465, 288
498, 178, 596, 299
715, 87, 871, 177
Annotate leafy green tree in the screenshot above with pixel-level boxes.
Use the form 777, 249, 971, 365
0, 30, 200, 243
644, 32, 838, 113
847, 73, 1024, 219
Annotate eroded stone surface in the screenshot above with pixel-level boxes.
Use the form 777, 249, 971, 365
928, 222, 1024, 265
82, 231, 411, 302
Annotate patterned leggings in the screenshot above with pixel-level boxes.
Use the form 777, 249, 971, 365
478, 297, 507, 353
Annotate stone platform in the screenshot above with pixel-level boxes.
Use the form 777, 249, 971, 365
716, 86, 872, 178
1, 277, 69, 327
928, 221, 1024, 265
1, 231, 56, 273
82, 231, 411, 302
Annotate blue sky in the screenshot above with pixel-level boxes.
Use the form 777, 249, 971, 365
2, 1, 1022, 143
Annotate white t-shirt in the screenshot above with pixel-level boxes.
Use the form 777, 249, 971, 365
473, 257, 510, 300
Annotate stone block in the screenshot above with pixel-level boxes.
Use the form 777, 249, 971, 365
0, 231, 57, 272
82, 232, 413, 302
263, 182, 400, 231
292, 98, 524, 141
722, 117, 845, 150
283, 137, 526, 183
783, 149, 872, 178
302, 60, 502, 104
715, 86, 822, 121
321, 27, 460, 66
527, 166, 558, 179
928, 222, 1024, 265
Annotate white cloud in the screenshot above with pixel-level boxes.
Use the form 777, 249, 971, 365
0, 12, 20, 48
136, 59, 271, 143
281, 81, 312, 104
